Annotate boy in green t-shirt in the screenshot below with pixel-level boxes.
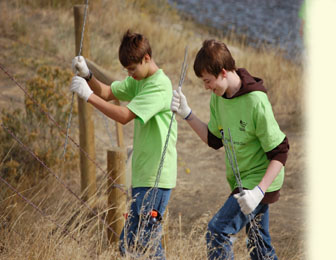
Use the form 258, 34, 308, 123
171, 39, 289, 259
70, 30, 177, 259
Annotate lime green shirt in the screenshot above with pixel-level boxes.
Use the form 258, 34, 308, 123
298, 1, 306, 20
208, 91, 285, 192
111, 69, 177, 188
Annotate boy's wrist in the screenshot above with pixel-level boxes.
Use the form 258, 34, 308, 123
184, 110, 192, 120
257, 185, 265, 195
84, 70, 93, 82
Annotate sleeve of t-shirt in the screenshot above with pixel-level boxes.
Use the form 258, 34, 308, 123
111, 77, 136, 102
126, 82, 166, 124
207, 95, 222, 139
253, 98, 286, 152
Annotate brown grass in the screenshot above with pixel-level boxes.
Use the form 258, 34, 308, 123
0, 0, 304, 259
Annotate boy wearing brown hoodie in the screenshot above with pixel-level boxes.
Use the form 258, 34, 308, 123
171, 39, 289, 260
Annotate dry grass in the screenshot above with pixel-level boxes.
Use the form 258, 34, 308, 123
0, 0, 304, 259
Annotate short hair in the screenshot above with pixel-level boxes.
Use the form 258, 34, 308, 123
119, 30, 152, 67
193, 39, 236, 78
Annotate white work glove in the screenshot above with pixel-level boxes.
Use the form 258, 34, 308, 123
72, 56, 90, 79
70, 76, 93, 102
170, 88, 192, 119
234, 186, 264, 215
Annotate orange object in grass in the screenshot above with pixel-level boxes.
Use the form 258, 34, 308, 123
151, 210, 158, 218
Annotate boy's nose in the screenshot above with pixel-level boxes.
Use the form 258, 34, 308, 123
205, 84, 212, 90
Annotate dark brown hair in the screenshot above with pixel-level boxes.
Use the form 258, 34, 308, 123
119, 30, 152, 67
193, 39, 236, 77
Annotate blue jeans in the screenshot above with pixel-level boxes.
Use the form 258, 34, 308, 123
206, 195, 278, 260
119, 187, 171, 259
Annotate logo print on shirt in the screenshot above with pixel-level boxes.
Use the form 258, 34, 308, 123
239, 120, 247, 131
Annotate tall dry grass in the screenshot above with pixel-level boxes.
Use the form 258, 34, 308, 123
0, 0, 304, 259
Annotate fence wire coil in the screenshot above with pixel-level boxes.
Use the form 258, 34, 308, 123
220, 128, 274, 260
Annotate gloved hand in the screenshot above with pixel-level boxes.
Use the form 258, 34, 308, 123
70, 76, 93, 102
170, 88, 192, 119
72, 56, 90, 79
234, 186, 264, 215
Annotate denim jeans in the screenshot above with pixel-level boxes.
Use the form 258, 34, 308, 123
206, 194, 278, 260
119, 187, 171, 259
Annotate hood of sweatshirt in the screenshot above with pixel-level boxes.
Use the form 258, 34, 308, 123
222, 68, 267, 99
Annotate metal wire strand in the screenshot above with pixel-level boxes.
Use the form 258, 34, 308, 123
0, 175, 80, 244
63, 0, 89, 158
220, 128, 270, 259
0, 64, 127, 195
178, 46, 188, 88
147, 46, 189, 209
1, 122, 120, 238
227, 128, 244, 193
62, 92, 75, 159
125, 47, 189, 258
78, 0, 89, 58
220, 129, 244, 194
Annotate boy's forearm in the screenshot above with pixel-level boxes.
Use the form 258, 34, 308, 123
87, 94, 135, 124
185, 112, 208, 144
88, 76, 116, 101
258, 160, 283, 192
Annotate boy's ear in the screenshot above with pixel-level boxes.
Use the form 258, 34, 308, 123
219, 68, 227, 78
143, 53, 151, 63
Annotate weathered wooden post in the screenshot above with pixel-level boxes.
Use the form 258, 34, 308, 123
115, 116, 124, 148
74, 5, 97, 201
107, 147, 127, 243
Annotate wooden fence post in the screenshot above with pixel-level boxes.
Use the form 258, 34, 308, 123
74, 5, 96, 201
107, 148, 127, 243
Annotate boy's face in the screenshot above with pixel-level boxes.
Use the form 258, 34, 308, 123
124, 56, 150, 80
201, 70, 228, 96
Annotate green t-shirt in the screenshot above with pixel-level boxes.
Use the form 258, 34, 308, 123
111, 69, 177, 189
298, 1, 306, 20
208, 91, 285, 192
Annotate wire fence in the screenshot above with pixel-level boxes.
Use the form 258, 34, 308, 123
0, 63, 127, 195
1, 17, 273, 260
0, 4, 125, 246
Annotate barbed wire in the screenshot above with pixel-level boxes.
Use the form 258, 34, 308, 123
0, 34, 117, 150
0, 174, 80, 244
0, 122, 120, 238
0, 63, 127, 195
